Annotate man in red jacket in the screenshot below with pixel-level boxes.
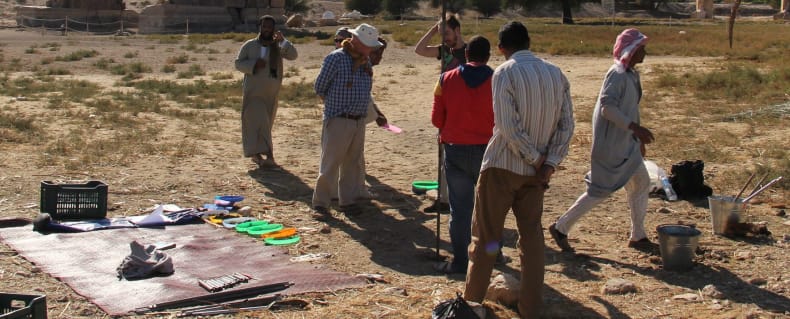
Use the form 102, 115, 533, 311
431, 36, 494, 274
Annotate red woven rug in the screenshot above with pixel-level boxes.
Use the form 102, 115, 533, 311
0, 223, 366, 315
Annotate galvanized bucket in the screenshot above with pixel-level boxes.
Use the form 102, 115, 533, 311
656, 224, 701, 271
707, 195, 746, 235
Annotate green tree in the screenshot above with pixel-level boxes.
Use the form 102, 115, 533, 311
383, 0, 420, 17
468, 0, 502, 17
284, 0, 309, 15
345, 0, 382, 15
429, 0, 467, 14
503, 0, 594, 24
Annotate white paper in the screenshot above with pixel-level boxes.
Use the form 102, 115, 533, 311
129, 205, 173, 226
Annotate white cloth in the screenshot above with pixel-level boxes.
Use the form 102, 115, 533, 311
555, 162, 650, 241
482, 50, 574, 176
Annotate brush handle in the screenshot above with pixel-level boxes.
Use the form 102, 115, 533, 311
733, 172, 756, 202
742, 176, 783, 202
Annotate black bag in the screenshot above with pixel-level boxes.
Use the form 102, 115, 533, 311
432, 293, 481, 319
669, 160, 713, 200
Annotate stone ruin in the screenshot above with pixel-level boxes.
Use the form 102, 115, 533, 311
138, 0, 286, 34
16, 0, 138, 31
15, 0, 287, 34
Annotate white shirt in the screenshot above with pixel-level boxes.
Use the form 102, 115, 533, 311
481, 50, 575, 176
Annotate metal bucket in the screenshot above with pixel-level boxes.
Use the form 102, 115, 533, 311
656, 224, 701, 271
708, 195, 747, 235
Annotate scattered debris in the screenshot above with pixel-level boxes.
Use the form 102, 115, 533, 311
724, 221, 770, 237
672, 293, 701, 302
735, 251, 754, 260
355, 273, 388, 283
656, 207, 675, 214
776, 209, 786, 217
602, 278, 637, 295
383, 286, 408, 296
702, 284, 725, 299
487, 273, 520, 306
290, 253, 332, 263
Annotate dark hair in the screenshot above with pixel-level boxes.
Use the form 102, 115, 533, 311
378, 37, 387, 49
259, 15, 276, 26
466, 36, 490, 62
446, 13, 460, 31
498, 21, 530, 51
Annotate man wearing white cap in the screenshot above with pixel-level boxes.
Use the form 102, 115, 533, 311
549, 28, 656, 253
312, 23, 383, 218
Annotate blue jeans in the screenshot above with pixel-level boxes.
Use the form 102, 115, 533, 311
443, 144, 487, 271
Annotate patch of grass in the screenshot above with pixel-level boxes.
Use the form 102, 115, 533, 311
110, 62, 152, 77
123, 78, 241, 110
36, 67, 71, 76
55, 49, 99, 62
123, 51, 139, 58
147, 34, 182, 44
1, 112, 41, 142
279, 78, 317, 108
161, 64, 176, 73
24, 47, 38, 54
166, 53, 190, 64
93, 57, 115, 70
40, 57, 54, 65
653, 64, 789, 106
177, 64, 205, 79
210, 72, 233, 80
0, 76, 98, 103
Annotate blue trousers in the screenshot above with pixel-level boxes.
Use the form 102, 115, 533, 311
443, 144, 487, 271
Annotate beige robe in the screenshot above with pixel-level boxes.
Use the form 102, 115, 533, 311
234, 38, 298, 157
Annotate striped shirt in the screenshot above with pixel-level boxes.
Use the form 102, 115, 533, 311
314, 48, 372, 119
481, 50, 575, 176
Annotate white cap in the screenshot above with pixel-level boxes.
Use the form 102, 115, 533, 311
349, 23, 383, 49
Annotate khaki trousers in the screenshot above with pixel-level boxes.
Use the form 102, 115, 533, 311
464, 167, 545, 318
312, 117, 365, 208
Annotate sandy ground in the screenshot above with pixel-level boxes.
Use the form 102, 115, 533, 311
0, 25, 788, 319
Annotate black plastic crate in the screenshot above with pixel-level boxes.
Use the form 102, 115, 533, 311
40, 181, 107, 220
0, 293, 46, 319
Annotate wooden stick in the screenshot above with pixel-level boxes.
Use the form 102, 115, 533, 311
733, 172, 756, 202
742, 176, 783, 203
747, 174, 769, 198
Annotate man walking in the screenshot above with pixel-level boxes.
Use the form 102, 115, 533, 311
464, 21, 574, 318
312, 23, 384, 218
430, 36, 494, 274
234, 15, 298, 169
549, 28, 656, 253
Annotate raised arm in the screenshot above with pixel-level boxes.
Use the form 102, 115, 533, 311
414, 22, 441, 58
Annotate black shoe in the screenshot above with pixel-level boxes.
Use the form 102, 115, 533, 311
549, 223, 574, 252
311, 206, 330, 220
423, 201, 450, 214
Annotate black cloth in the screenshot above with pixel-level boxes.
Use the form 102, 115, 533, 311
432, 293, 480, 319
669, 160, 713, 200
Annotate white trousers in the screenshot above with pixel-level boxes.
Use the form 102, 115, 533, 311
555, 163, 650, 241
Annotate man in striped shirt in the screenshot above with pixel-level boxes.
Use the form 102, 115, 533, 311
463, 21, 574, 318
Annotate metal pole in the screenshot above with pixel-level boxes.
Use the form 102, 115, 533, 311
435, 0, 447, 261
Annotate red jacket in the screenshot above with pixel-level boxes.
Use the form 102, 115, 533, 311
431, 62, 494, 145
